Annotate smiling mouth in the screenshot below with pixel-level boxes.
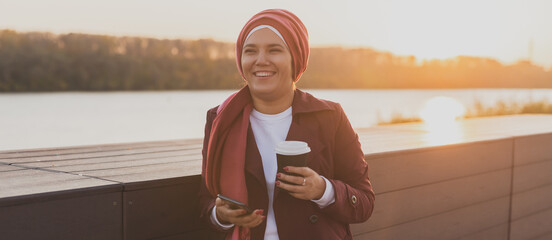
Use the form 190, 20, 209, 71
254, 71, 276, 77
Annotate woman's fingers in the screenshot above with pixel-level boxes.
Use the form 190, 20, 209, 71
276, 179, 302, 192
276, 167, 326, 200
283, 166, 313, 177
215, 198, 265, 227
277, 172, 305, 185
232, 209, 265, 227
216, 198, 246, 223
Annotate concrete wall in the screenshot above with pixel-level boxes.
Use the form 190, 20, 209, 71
1, 125, 551, 239
510, 133, 552, 240
350, 133, 552, 240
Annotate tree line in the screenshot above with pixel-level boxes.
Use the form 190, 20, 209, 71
0, 29, 550, 92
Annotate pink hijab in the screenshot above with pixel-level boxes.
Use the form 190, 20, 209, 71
236, 9, 310, 83
205, 9, 309, 240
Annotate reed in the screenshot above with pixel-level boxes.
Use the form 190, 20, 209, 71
380, 113, 422, 125
378, 99, 552, 125
464, 99, 552, 117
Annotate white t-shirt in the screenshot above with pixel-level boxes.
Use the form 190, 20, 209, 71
211, 107, 335, 239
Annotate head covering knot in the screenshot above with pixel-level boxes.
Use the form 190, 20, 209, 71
236, 9, 310, 82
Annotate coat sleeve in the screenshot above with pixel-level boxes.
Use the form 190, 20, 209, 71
198, 106, 232, 233
318, 104, 375, 223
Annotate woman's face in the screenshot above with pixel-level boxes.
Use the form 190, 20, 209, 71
241, 28, 294, 102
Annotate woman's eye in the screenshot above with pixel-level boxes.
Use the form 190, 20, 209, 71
244, 49, 255, 53
270, 48, 282, 53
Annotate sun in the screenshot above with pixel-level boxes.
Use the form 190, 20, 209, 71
420, 96, 466, 125
419, 96, 467, 145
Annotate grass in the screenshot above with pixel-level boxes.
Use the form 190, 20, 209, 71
378, 99, 552, 125
381, 113, 423, 125
465, 99, 552, 117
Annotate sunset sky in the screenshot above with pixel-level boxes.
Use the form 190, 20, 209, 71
1, 0, 551, 68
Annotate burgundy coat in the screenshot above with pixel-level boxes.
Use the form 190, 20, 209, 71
199, 89, 375, 240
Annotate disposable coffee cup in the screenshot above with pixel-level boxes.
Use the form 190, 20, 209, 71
275, 141, 311, 186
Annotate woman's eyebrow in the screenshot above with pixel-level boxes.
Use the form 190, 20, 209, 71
268, 43, 285, 48
243, 43, 285, 48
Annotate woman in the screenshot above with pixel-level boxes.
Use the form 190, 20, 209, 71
199, 9, 374, 240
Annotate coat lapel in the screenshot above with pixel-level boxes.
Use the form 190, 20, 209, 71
244, 124, 266, 189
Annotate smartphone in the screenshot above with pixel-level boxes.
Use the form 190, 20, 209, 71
217, 194, 253, 214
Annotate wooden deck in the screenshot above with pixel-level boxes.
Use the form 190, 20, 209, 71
1, 114, 552, 240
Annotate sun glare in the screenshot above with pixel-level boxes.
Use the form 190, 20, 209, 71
420, 96, 466, 124
419, 96, 467, 145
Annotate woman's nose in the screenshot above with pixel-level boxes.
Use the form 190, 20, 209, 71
255, 51, 269, 65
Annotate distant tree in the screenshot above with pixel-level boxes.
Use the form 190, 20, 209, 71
0, 30, 551, 92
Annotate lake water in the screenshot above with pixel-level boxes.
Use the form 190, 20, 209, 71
1, 89, 551, 151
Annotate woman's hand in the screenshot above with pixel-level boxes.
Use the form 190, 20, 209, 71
276, 166, 326, 200
215, 197, 265, 228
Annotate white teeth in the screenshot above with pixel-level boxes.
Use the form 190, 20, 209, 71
255, 72, 274, 77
